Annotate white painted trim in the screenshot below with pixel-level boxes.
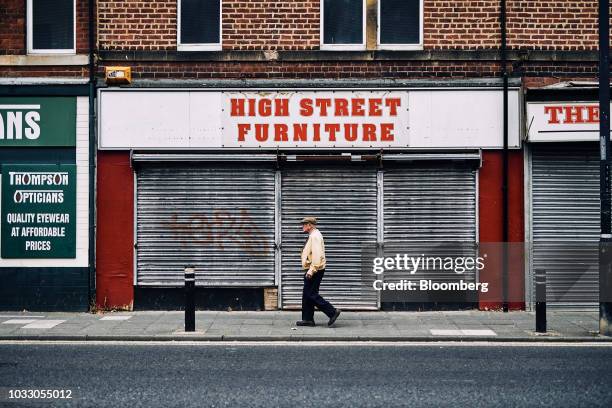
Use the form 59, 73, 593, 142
377, 44, 424, 51
377, 0, 424, 50
524, 144, 533, 311
320, 0, 366, 50
176, 0, 222, 51
0, 55, 88, 66
0, 97, 89, 267
133, 169, 138, 286
99, 86, 522, 93
177, 44, 222, 52
27, 0, 76, 55
98, 87, 522, 151
0, 78, 88, 85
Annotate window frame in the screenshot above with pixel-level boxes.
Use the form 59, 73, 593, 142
27, 0, 76, 55
320, 0, 367, 51
377, 0, 424, 50
177, 0, 222, 51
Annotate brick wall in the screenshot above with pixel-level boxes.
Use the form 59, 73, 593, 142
222, 1, 319, 50
0, 0, 24, 55
507, 1, 600, 50
424, 1, 500, 49
75, 0, 91, 53
98, 1, 176, 51
0, 0, 90, 55
0, 66, 89, 77
98, 0, 319, 51
95, 1, 612, 51
1, 0, 610, 55
94, 60, 599, 81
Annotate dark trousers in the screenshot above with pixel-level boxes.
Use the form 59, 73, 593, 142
302, 269, 336, 321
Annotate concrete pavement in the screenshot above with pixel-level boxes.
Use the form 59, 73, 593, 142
0, 310, 608, 342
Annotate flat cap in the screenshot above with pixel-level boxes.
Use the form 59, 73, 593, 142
300, 217, 317, 225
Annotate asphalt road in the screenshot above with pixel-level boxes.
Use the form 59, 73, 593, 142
0, 342, 611, 408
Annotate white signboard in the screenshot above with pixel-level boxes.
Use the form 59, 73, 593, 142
99, 89, 521, 150
527, 101, 608, 142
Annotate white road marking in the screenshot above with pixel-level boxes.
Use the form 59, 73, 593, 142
100, 316, 132, 321
2, 319, 40, 325
20, 320, 65, 329
1, 340, 611, 347
430, 329, 497, 336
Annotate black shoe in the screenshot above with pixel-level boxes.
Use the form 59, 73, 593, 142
296, 320, 316, 327
328, 310, 341, 327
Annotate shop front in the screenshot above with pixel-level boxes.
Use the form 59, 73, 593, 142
0, 93, 91, 311
526, 98, 604, 310
97, 87, 522, 311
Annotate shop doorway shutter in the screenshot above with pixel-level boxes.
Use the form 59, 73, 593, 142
382, 164, 478, 307
136, 165, 276, 286
530, 143, 599, 310
280, 165, 378, 310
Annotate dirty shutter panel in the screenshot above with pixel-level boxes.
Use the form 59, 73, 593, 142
383, 165, 478, 303
281, 166, 378, 310
531, 144, 599, 310
136, 165, 276, 286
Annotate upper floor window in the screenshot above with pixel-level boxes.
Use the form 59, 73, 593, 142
27, 0, 75, 54
378, 0, 423, 50
321, 0, 366, 50
178, 0, 222, 51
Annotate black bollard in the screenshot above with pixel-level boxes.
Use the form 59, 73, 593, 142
535, 268, 546, 333
185, 265, 195, 332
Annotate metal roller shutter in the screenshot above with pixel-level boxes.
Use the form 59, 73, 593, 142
383, 164, 478, 304
280, 166, 378, 310
136, 165, 276, 286
530, 143, 599, 310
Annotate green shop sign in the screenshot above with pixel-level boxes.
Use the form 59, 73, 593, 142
1, 164, 76, 258
0, 97, 76, 147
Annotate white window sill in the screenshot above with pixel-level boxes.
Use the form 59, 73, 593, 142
27, 49, 76, 55
320, 44, 367, 51
177, 44, 222, 52
377, 44, 424, 51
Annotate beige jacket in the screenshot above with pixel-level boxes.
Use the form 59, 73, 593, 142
301, 228, 326, 273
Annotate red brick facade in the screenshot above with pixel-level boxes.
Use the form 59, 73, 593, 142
0, 0, 91, 78
93, 1, 612, 51
91, 60, 596, 82
222, 1, 319, 50
98, 0, 176, 51
507, 1, 600, 50
0, 0, 90, 55
98, 1, 320, 51
0, 0, 608, 85
0, 0, 24, 55
424, 1, 501, 49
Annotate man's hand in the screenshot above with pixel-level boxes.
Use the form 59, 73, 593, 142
306, 270, 314, 279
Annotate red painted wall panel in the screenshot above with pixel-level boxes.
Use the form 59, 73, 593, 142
94, 149, 525, 311
96, 151, 134, 309
478, 150, 525, 310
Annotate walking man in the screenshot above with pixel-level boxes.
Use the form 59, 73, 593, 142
296, 217, 341, 327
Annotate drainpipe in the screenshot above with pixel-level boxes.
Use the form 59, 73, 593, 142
501, 0, 509, 312
87, 0, 97, 309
